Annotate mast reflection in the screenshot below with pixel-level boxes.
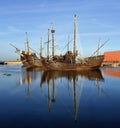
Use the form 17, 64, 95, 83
41, 70, 103, 84
18, 67, 104, 120
18, 67, 40, 97
40, 70, 104, 120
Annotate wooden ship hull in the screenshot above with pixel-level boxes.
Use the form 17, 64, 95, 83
20, 54, 30, 67
21, 51, 42, 68
41, 55, 104, 71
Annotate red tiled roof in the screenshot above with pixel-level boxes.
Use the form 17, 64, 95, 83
103, 50, 120, 62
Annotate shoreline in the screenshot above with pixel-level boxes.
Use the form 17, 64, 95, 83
4, 61, 22, 65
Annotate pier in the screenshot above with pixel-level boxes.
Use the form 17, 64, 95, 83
4, 61, 22, 65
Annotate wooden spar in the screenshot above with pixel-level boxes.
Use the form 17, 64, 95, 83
61, 38, 73, 54
73, 15, 77, 63
67, 35, 70, 51
97, 39, 100, 56
29, 46, 39, 55
91, 39, 109, 56
10, 43, 21, 53
40, 37, 42, 57
51, 24, 55, 58
25, 32, 29, 53
47, 29, 50, 60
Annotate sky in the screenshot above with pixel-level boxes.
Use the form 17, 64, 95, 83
0, 0, 120, 61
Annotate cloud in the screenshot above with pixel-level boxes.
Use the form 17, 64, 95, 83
80, 32, 120, 36
0, 32, 6, 36
8, 26, 23, 33
0, 1, 79, 15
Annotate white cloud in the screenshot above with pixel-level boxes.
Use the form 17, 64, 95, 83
0, 32, 6, 36
8, 26, 23, 33
80, 32, 120, 36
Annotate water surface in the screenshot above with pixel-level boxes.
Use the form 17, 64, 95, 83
0, 65, 120, 128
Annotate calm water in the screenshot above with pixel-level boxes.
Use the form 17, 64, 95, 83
0, 65, 120, 128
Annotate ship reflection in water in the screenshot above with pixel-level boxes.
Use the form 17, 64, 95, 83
19, 68, 104, 121
1, 65, 120, 127
40, 70, 104, 120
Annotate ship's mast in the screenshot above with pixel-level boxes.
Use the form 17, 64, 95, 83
51, 23, 55, 58
91, 39, 109, 56
40, 37, 42, 58
47, 29, 50, 60
26, 32, 29, 53
67, 35, 70, 51
73, 15, 77, 63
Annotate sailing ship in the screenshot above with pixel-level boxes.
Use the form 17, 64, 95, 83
40, 15, 104, 71
11, 15, 105, 70
10, 32, 43, 68
20, 32, 43, 68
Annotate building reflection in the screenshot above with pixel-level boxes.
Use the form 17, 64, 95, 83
103, 67, 120, 78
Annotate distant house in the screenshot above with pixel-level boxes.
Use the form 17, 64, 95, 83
103, 50, 120, 62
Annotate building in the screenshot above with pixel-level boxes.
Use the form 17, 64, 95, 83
103, 50, 120, 62
102, 50, 120, 66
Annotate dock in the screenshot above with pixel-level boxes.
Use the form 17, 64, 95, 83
4, 61, 22, 65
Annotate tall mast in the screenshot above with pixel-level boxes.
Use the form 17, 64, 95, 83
73, 15, 76, 63
26, 32, 29, 53
97, 38, 101, 56
67, 35, 70, 51
40, 37, 42, 57
51, 23, 55, 58
47, 29, 50, 60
